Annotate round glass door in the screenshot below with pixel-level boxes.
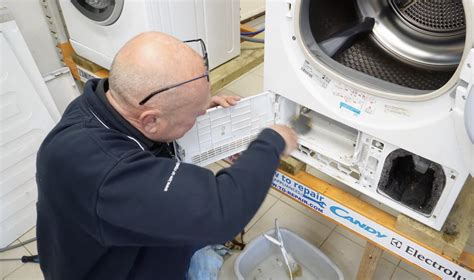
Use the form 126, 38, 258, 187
71, 0, 124, 26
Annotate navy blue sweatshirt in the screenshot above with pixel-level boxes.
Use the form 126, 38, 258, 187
36, 79, 285, 279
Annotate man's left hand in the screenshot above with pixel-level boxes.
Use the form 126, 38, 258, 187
208, 95, 241, 109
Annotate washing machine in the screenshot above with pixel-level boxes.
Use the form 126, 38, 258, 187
259, 0, 474, 230
58, 0, 240, 70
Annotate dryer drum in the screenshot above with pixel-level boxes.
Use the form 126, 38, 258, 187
304, 0, 467, 91
390, 0, 465, 34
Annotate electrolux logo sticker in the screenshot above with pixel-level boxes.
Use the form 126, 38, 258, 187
391, 237, 403, 249
388, 237, 469, 280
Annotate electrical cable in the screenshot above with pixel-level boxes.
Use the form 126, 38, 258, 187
0, 237, 37, 253
240, 28, 265, 36
240, 35, 264, 43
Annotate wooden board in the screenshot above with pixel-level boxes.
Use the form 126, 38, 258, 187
356, 242, 383, 280
57, 42, 80, 80
279, 156, 307, 175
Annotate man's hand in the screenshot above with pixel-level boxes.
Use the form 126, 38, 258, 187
208, 95, 241, 109
269, 125, 298, 156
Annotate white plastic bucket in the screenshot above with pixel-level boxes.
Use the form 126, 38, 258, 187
234, 228, 344, 280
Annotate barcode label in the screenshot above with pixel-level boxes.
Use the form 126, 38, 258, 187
76, 66, 100, 83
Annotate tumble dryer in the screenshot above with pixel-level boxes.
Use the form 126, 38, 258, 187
58, 0, 240, 69
172, 0, 473, 230
262, 0, 474, 230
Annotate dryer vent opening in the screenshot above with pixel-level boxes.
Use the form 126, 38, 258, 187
299, 0, 466, 93
377, 149, 446, 215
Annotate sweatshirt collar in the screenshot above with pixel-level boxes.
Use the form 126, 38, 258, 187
83, 78, 157, 150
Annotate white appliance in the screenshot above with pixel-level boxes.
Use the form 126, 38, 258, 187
175, 0, 474, 230
59, 0, 240, 70
0, 20, 58, 247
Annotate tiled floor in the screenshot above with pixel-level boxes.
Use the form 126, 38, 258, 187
1, 64, 472, 280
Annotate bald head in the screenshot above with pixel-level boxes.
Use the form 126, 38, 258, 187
109, 32, 206, 106
106, 32, 211, 142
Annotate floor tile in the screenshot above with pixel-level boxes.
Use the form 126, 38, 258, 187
17, 228, 36, 257
279, 193, 337, 231
381, 251, 401, 266
4, 264, 43, 280
373, 258, 398, 280
225, 73, 263, 98
244, 200, 333, 248
320, 231, 365, 280
249, 63, 264, 78
0, 241, 31, 279
332, 225, 400, 266
391, 266, 419, 280
245, 194, 278, 232
397, 261, 435, 280
334, 225, 367, 247
268, 187, 284, 199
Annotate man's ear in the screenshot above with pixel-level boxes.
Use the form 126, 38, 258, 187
139, 110, 164, 135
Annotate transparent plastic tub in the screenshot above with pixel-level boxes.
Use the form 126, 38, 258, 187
234, 228, 344, 280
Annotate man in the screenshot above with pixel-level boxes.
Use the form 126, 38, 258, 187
36, 32, 297, 279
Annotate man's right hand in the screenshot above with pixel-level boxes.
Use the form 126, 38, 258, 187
269, 125, 298, 156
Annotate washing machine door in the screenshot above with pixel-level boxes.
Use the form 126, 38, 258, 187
71, 0, 124, 26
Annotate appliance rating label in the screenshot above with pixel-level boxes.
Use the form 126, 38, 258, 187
332, 83, 376, 116
300, 60, 331, 88
272, 171, 473, 280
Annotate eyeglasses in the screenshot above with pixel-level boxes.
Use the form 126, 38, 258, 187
138, 39, 209, 106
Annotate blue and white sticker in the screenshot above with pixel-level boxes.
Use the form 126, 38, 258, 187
339, 102, 361, 115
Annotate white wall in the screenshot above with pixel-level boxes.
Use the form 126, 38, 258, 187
0, 0, 62, 74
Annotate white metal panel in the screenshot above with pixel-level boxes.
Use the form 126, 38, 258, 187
0, 25, 56, 247
1, 21, 60, 122
0, 0, 62, 74
175, 92, 274, 166
43, 67, 81, 115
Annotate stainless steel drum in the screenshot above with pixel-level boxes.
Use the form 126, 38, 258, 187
306, 0, 467, 91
